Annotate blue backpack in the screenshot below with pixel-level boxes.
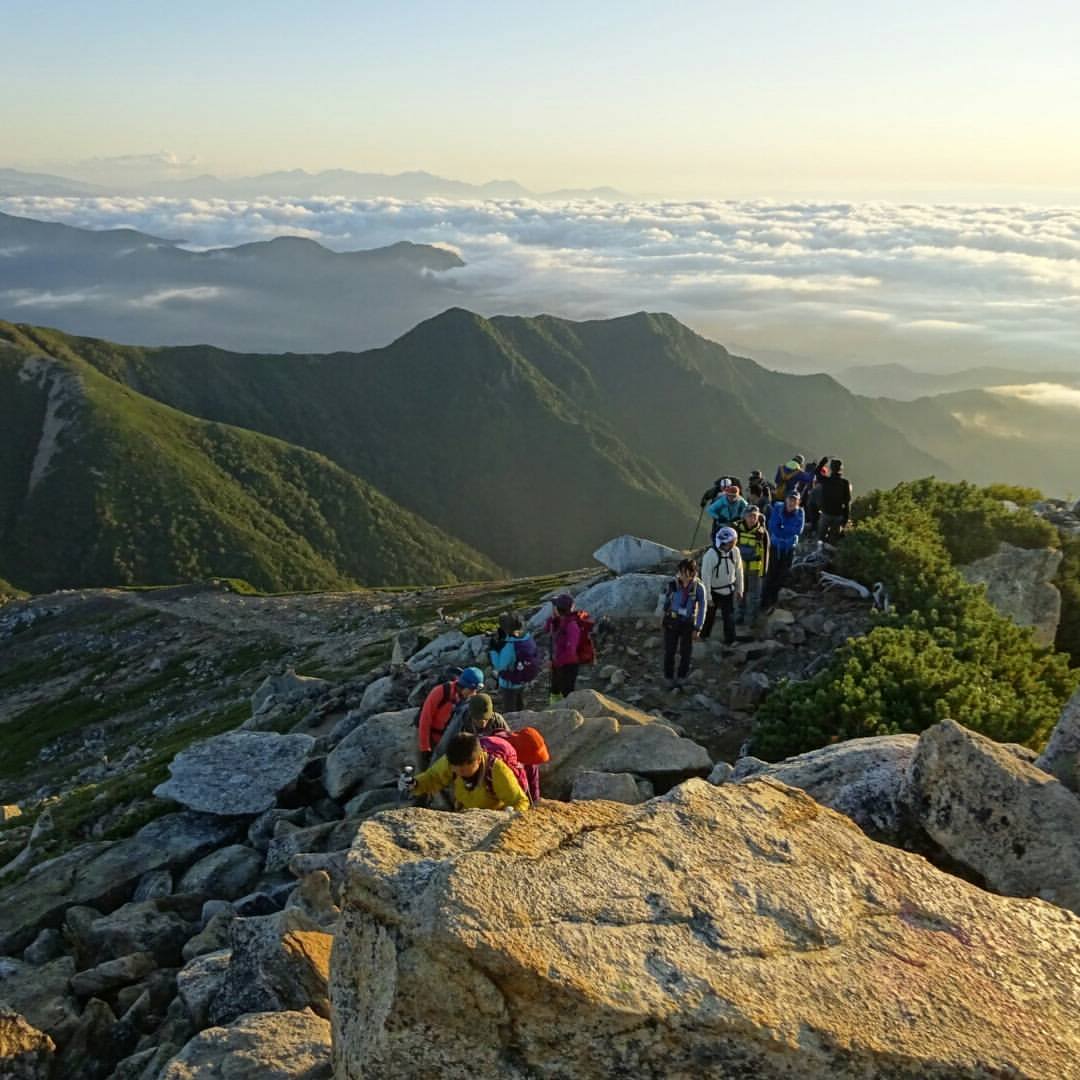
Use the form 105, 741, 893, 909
506, 636, 540, 684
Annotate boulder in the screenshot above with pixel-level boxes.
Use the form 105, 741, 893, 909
176, 949, 232, 1029
959, 541, 1063, 646
1037, 686, 1080, 794
728, 670, 770, 711
0, 957, 79, 1049
154, 732, 315, 816
182, 912, 234, 963
323, 709, 418, 801
507, 708, 710, 800
251, 670, 330, 716
909, 719, 1080, 913
739, 735, 918, 837
131, 869, 173, 902
353, 674, 406, 718
0, 1005, 54, 1079
176, 845, 263, 901
285, 871, 341, 929
405, 630, 470, 675
331, 781, 1080, 1080
71, 898, 196, 967
592, 535, 682, 575
158, 1009, 331, 1080
570, 574, 668, 620
558, 689, 656, 726
570, 771, 648, 804
21, 929, 65, 966
208, 910, 331, 1026
0, 814, 237, 955
69, 952, 157, 998
265, 822, 338, 874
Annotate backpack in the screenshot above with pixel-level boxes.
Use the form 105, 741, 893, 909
574, 611, 596, 665
504, 636, 540, 685
479, 734, 531, 804
505, 726, 550, 765
706, 548, 739, 595
411, 669, 463, 727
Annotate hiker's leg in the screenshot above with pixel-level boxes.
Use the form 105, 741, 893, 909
676, 624, 694, 680
745, 570, 761, 623
549, 665, 563, 702
701, 594, 719, 639
500, 687, 524, 714
562, 663, 580, 694
663, 626, 678, 680
720, 593, 736, 645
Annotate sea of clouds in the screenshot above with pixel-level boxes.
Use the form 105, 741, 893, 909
2, 194, 1078, 372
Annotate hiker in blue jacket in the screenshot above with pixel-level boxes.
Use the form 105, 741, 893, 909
705, 482, 749, 542
762, 492, 805, 609
488, 612, 538, 714
660, 558, 708, 691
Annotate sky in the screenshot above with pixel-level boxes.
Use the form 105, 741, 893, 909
5, 0, 1080, 201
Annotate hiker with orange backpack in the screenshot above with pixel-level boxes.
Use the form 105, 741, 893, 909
400, 732, 531, 812
416, 666, 485, 768
545, 594, 595, 704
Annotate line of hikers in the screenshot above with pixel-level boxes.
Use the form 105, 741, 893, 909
400, 453, 852, 809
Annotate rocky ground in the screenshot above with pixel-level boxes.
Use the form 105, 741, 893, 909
1, 537, 1077, 1079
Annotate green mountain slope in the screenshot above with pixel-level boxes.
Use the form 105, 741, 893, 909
0, 335, 500, 592
6, 313, 698, 572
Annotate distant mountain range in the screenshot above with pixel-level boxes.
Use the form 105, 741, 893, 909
2, 309, 956, 593
835, 362, 1080, 400
0, 165, 624, 201
0, 210, 465, 352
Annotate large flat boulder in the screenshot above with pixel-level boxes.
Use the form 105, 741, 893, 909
910, 719, 1080, 914
154, 731, 315, 816
557, 689, 656, 726
508, 708, 709, 800
593, 535, 682, 575
0, 957, 79, 1049
959, 541, 1063, 646
331, 781, 1080, 1079
737, 734, 918, 836
323, 709, 417, 801
1037, 686, 1080, 795
571, 573, 668, 619
158, 1009, 331, 1080
0, 813, 237, 955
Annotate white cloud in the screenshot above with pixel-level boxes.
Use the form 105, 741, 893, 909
129, 286, 228, 308
988, 383, 1080, 409
0, 287, 100, 308
1, 194, 1079, 370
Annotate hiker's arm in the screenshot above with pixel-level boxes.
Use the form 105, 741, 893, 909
491, 760, 531, 812
413, 755, 453, 797
417, 689, 442, 753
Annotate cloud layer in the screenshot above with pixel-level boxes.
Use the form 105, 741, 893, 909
2, 194, 1078, 371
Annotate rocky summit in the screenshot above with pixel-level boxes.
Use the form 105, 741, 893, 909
332, 780, 1080, 1079
2, 497, 1080, 1079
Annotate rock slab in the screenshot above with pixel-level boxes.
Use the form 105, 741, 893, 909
959, 541, 1063, 646
592, 535, 682, 575
331, 780, 1080, 1080
571, 573, 668, 619
154, 731, 315, 816
1037, 686, 1080, 795
909, 718, 1080, 914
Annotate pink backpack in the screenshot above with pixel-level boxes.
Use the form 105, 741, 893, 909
479, 734, 533, 805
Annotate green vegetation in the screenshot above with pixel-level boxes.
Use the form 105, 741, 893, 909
754, 479, 1078, 760
0, 333, 501, 593
1054, 535, 1080, 665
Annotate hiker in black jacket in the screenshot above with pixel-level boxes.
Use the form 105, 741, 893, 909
817, 459, 853, 543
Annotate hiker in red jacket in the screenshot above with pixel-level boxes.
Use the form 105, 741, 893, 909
545, 594, 592, 704
417, 666, 484, 768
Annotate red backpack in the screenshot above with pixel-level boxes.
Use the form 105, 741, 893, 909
574, 610, 596, 665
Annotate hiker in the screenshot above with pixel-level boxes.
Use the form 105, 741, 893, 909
817, 458, 853, 543
401, 732, 531, 813
705, 482, 749, 542
736, 505, 770, 624
417, 665, 485, 769
700, 475, 742, 509
762, 492, 805, 609
773, 456, 815, 503
747, 469, 773, 512
660, 557, 708, 690
488, 612, 539, 713
700, 527, 744, 646
545, 593, 594, 703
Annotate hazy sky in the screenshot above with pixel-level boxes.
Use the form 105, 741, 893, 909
6, 0, 1080, 200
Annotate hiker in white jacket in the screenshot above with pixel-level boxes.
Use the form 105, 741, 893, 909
700, 526, 744, 646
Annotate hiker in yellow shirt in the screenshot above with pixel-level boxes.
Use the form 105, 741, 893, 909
402, 732, 530, 813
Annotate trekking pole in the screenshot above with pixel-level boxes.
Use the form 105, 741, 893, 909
689, 506, 704, 550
